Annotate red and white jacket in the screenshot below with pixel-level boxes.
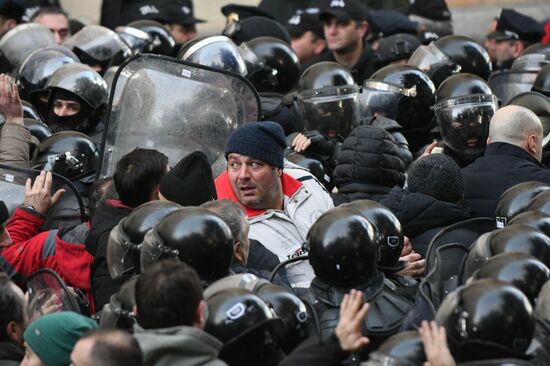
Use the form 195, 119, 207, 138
216, 163, 334, 288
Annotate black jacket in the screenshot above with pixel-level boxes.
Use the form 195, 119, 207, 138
331, 125, 406, 206
381, 187, 471, 257
462, 142, 550, 218
302, 45, 376, 85
85, 200, 133, 310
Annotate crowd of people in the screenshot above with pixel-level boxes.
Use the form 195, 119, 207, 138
0, 0, 548, 365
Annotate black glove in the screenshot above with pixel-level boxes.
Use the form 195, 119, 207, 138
303, 130, 337, 156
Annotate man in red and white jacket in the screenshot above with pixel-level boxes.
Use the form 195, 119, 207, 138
215, 122, 334, 289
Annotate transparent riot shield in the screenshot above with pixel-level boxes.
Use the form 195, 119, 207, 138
488, 71, 537, 105
25, 268, 81, 322
0, 164, 85, 229
99, 54, 261, 178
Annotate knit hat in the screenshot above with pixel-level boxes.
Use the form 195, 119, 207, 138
406, 154, 464, 204
225, 122, 287, 168
24, 311, 98, 366
159, 151, 217, 206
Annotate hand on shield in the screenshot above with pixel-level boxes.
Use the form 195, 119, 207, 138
292, 133, 312, 153
24, 171, 65, 214
335, 289, 370, 352
0, 74, 23, 125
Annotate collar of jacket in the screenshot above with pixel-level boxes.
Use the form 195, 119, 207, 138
484, 142, 543, 167
215, 171, 303, 218
106, 199, 134, 210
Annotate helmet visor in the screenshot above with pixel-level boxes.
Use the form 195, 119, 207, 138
360, 81, 418, 120
106, 224, 141, 279
435, 94, 498, 158
25, 269, 80, 321
407, 43, 449, 71
297, 85, 361, 137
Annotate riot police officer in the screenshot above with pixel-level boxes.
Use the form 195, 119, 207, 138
43, 63, 108, 143
63, 25, 132, 75
16, 45, 80, 119
436, 279, 535, 363
140, 207, 234, 287
433, 73, 499, 167
305, 207, 413, 355
361, 64, 435, 155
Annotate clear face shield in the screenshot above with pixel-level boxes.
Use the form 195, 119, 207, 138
139, 229, 179, 272
408, 43, 461, 84
435, 94, 498, 159
106, 224, 142, 279
297, 85, 361, 138
360, 80, 419, 120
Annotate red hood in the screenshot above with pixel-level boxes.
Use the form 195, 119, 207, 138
215, 171, 303, 218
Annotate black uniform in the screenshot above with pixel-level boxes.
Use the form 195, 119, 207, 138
462, 142, 550, 218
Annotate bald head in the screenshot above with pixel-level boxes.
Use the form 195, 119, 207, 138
488, 105, 543, 161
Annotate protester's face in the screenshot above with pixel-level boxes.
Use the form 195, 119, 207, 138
21, 343, 45, 366
34, 14, 70, 44
291, 31, 324, 63
53, 99, 81, 117
227, 153, 283, 210
70, 337, 94, 366
324, 17, 362, 53
168, 23, 197, 44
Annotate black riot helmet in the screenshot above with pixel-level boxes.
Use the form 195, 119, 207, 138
98, 277, 138, 331
243, 36, 300, 94
204, 273, 309, 354
471, 252, 550, 305
436, 279, 534, 363
375, 33, 422, 68
526, 189, 550, 216
308, 207, 380, 287
509, 211, 550, 238
205, 288, 285, 366
408, 35, 492, 87
44, 63, 108, 134
342, 200, 404, 272
16, 46, 80, 115
140, 207, 234, 284
24, 118, 51, 142
533, 64, 550, 97
362, 64, 436, 137
363, 331, 426, 366
434, 73, 498, 160
511, 53, 550, 73
63, 25, 132, 75
296, 62, 361, 138
494, 181, 550, 228
115, 26, 153, 55
523, 43, 550, 58
0, 23, 56, 75
508, 92, 550, 148
126, 20, 176, 56
21, 100, 45, 122
177, 35, 248, 77
462, 225, 550, 280
107, 200, 181, 279
32, 131, 100, 181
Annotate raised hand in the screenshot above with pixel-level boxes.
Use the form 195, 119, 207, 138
335, 289, 370, 352
0, 74, 23, 125
23, 171, 65, 214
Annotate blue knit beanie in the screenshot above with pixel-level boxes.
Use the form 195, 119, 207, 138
225, 122, 287, 168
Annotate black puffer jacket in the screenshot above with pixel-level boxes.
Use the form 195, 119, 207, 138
381, 187, 471, 256
331, 125, 406, 206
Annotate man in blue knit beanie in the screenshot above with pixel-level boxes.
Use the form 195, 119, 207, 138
215, 121, 334, 288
